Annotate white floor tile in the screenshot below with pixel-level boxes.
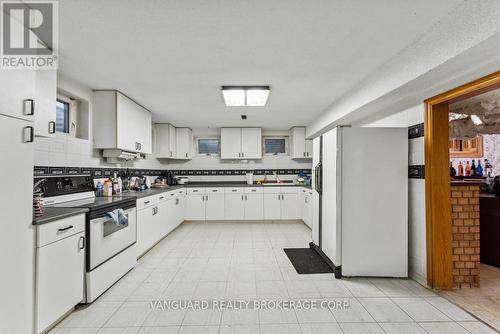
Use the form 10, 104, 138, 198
258, 309, 298, 324
260, 324, 301, 334
339, 322, 385, 334
299, 323, 343, 334
425, 297, 476, 321
419, 322, 471, 334
103, 301, 152, 327
182, 309, 222, 326
392, 297, 450, 322
342, 279, 385, 297
379, 322, 427, 334
143, 308, 187, 326
98, 328, 140, 334
221, 309, 260, 325
294, 308, 335, 323
329, 298, 374, 323
136, 327, 179, 334
49, 329, 99, 334
458, 321, 499, 334
57, 302, 122, 328
219, 324, 260, 334
177, 325, 218, 334
358, 298, 412, 322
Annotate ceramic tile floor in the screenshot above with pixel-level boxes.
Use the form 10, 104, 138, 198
440, 264, 500, 332
50, 222, 496, 334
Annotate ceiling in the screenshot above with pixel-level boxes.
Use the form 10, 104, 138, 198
58, 0, 464, 129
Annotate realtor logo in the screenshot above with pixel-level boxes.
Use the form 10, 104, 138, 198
1, 0, 58, 69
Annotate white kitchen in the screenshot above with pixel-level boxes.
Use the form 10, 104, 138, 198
1, 1, 500, 334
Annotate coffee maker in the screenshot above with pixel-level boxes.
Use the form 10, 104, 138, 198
166, 171, 178, 186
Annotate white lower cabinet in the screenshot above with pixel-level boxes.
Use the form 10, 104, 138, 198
263, 194, 282, 219
300, 190, 313, 228
281, 193, 299, 219
225, 194, 245, 220
244, 193, 264, 220
186, 194, 206, 220
205, 194, 225, 220
36, 214, 86, 334
137, 203, 157, 256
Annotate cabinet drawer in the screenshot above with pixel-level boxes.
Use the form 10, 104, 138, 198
137, 195, 157, 210
263, 187, 281, 194
187, 187, 206, 194
37, 214, 86, 247
206, 187, 224, 194
244, 187, 263, 194
225, 187, 244, 194
280, 186, 300, 194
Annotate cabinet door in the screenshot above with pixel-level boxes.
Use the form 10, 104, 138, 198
221, 128, 241, 159
155, 124, 172, 158
0, 69, 36, 121
305, 139, 313, 158
263, 194, 281, 220
291, 127, 306, 158
174, 195, 185, 226
116, 92, 141, 152
281, 193, 299, 219
224, 194, 245, 220
136, 104, 152, 154
241, 128, 262, 159
36, 232, 84, 333
244, 194, 264, 220
205, 194, 225, 220
307, 194, 313, 228
137, 206, 156, 256
186, 194, 206, 220
169, 124, 177, 158
300, 192, 307, 222
176, 128, 193, 159
157, 199, 170, 238
0, 116, 34, 334
34, 70, 56, 137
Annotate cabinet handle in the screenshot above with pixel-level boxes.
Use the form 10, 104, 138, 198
202, 195, 205, 201
206, 195, 209, 201
159, 196, 164, 200
278, 194, 280, 200
49, 121, 56, 134
245, 195, 247, 200
303, 152, 305, 157
144, 200, 150, 205
242, 152, 244, 157
23, 99, 34, 115
232, 189, 237, 192
170, 193, 175, 196
185, 152, 188, 158
78, 236, 85, 250
23, 126, 34, 143
57, 225, 73, 232
175, 198, 179, 205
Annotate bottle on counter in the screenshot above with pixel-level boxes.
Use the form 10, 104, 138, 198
485, 159, 493, 177
476, 160, 484, 177
103, 180, 113, 197
450, 161, 456, 177
117, 176, 123, 194
96, 181, 103, 197
458, 161, 464, 176
112, 172, 119, 195
471, 160, 476, 176
465, 161, 471, 176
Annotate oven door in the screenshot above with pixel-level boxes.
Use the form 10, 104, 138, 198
88, 207, 136, 271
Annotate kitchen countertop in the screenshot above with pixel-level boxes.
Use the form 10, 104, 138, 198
118, 182, 312, 199
33, 207, 89, 225
450, 180, 485, 186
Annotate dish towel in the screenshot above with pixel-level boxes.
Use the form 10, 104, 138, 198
106, 209, 128, 226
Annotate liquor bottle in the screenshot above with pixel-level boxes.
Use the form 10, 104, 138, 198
485, 159, 493, 177
458, 161, 464, 176
476, 160, 483, 177
465, 161, 471, 176
450, 161, 456, 177
471, 160, 476, 176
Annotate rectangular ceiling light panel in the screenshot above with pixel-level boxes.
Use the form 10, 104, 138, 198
222, 86, 270, 106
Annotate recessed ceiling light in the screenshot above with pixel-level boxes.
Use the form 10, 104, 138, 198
222, 86, 270, 106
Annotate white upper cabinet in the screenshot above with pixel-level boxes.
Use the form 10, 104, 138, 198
34, 70, 57, 137
175, 127, 193, 159
221, 127, 262, 159
290, 127, 312, 159
155, 123, 176, 158
93, 90, 152, 154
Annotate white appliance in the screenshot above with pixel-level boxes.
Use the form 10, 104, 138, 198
39, 175, 137, 303
0, 114, 35, 334
312, 126, 408, 278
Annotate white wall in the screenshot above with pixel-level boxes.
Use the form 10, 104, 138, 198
363, 104, 427, 285
35, 76, 311, 173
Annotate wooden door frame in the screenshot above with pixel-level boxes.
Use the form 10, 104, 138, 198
424, 71, 500, 289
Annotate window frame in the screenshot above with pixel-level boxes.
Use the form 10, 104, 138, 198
263, 136, 289, 156
196, 137, 221, 156
55, 97, 70, 134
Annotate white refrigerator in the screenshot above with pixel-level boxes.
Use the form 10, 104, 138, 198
312, 126, 408, 278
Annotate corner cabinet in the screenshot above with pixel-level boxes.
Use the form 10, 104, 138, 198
93, 90, 152, 154
290, 127, 312, 159
221, 127, 262, 159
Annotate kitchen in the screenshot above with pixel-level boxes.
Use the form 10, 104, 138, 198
2, 1, 500, 334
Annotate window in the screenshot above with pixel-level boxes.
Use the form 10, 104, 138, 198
197, 138, 220, 156
263, 136, 288, 155
55, 99, 70, 133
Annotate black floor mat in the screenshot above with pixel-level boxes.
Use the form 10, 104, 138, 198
283, 248, 334, 274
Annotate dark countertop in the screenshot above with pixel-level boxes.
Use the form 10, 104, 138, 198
450, 180, 485, 186
116, 182, 312, 199
33, 207, 89, 225
480, 193, 500, 199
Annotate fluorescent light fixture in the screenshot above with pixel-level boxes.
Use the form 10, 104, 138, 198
222, 86, 270, 106
470, 115, 483, 125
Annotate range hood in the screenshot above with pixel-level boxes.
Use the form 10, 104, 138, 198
102, 149, 145, 163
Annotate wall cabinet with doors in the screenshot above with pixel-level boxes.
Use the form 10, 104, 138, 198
155, 123, 177, 158
93, 90, 152, 154
221, 127, 262, 159
290, 127, 312, 159
175, 127, 194, 159
35, 214, 86, 334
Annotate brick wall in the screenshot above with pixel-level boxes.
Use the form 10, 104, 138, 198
450, 184, 480, 288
